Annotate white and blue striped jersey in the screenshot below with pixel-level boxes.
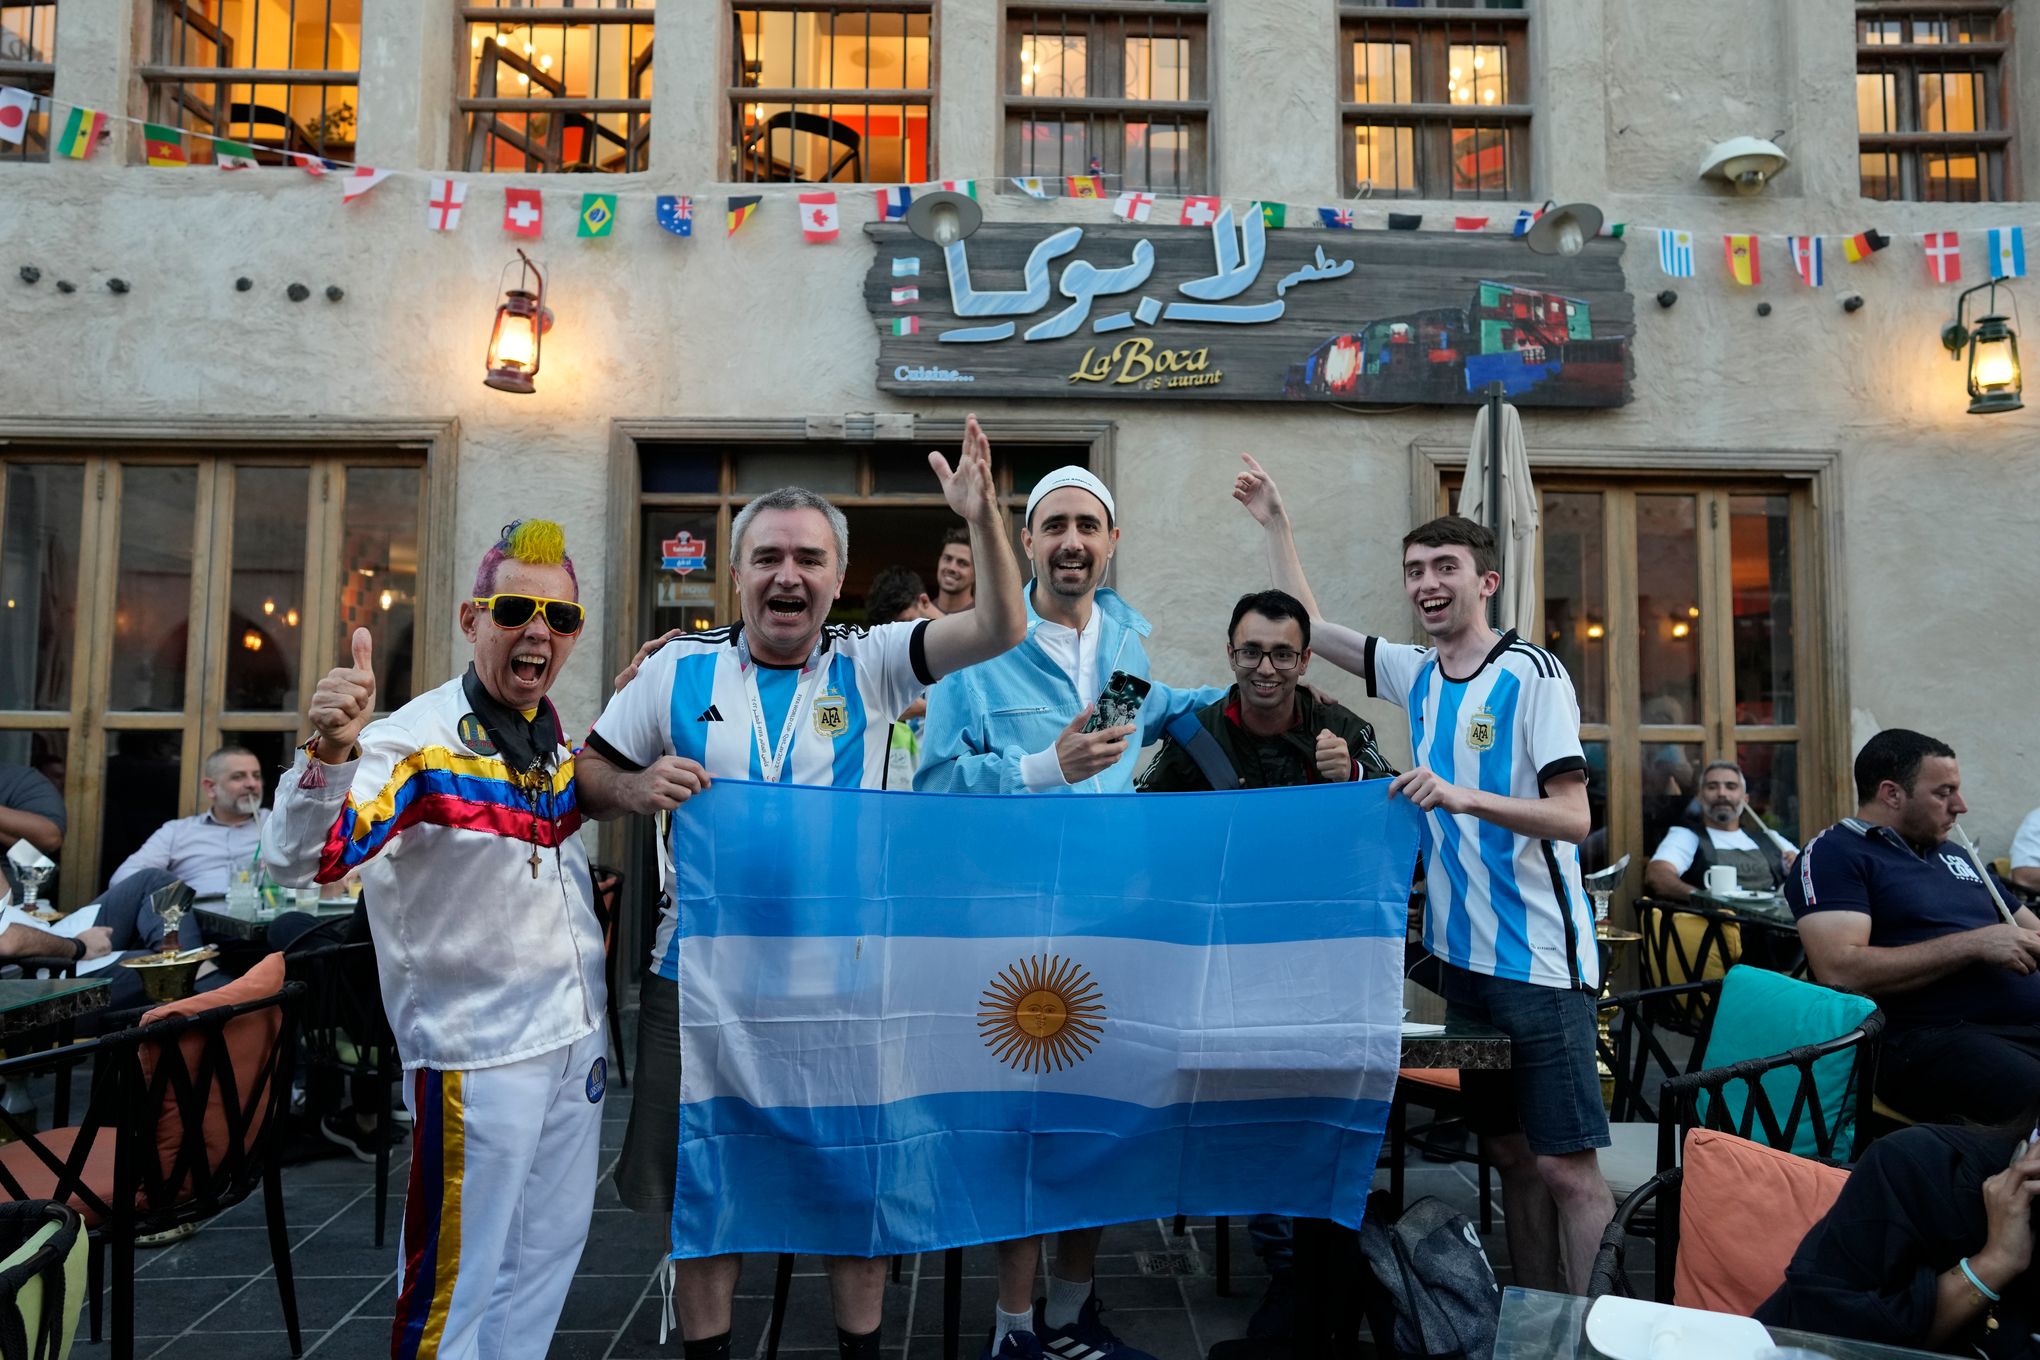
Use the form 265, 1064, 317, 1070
1365, 630, 1596, 990
587, 620, 934, 978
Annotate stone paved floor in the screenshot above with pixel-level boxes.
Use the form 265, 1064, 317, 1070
73, 1045, 1520, 1360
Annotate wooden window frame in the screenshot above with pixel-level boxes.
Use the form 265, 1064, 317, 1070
0, 418, 456, 909
1410, 440, 1849, 922
0, 2, 56, 163
997, 0, 1213, 196
1856, 1, 2016, 201
1337, 1, 1531, 201
457, 1, 655, 175
725, 1, 938, 186
140, 0, 361, 165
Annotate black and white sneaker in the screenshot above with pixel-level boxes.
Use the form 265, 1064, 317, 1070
319, 1111, 397, 1164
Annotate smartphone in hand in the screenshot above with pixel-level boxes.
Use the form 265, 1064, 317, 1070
1084, 670, 1152, 733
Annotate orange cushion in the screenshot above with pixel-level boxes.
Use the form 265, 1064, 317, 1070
0, 1127, 116, 1227
1673, 1127, 1851, 1315
137, 952, 286, 1200
1399, 1068, 1462, 1091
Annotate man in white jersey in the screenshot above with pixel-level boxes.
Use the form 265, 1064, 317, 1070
1232, 455, 1612, 1294
575, 414, 1026, 1360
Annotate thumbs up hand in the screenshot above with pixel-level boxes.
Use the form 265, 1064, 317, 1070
309, 627, 378, 763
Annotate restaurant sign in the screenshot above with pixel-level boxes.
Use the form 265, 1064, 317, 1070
865, 212, 1633, 407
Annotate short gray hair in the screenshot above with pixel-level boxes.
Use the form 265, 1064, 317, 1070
729, 487, 850, 577
1699, 759, 1746, 786
202, 745, 257, 784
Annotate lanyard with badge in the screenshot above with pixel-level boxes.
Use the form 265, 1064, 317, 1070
736, 630, 827, 784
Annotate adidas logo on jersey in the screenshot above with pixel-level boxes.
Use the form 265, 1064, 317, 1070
696, 705, 724, 723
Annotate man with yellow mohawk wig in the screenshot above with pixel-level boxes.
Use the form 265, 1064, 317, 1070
265, 517, 608, 1360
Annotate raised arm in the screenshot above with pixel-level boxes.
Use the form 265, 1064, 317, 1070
920, 414, 1028, 680
1233, 453, 1373, 678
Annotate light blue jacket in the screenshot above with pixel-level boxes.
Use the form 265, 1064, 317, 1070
915, 585, 1225, 794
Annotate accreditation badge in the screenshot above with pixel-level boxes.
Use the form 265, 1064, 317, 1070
1465, 704, 1497, 753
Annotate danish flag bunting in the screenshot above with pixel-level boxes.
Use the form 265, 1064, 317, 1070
1922, 230, 1962, 285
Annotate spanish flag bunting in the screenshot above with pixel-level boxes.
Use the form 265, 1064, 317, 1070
143, 123, 187, 167
726, 194, 762, 237
1723, 233, 1760, 286
1066, 175, 1103, 199
55, 106, 106, 159
1842, 229, 1890, 263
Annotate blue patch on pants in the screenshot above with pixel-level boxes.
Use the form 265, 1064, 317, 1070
587, 1056, 606, 1104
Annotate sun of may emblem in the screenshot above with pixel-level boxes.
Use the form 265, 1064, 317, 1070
979, 954, 1106, 1073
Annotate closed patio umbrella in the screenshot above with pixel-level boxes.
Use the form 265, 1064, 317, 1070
1456, 395, 1541, 634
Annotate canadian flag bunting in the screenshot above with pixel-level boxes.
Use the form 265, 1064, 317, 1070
1922, 230, 1962, 284
504, 187, 543, 238
799, 191, 840, 243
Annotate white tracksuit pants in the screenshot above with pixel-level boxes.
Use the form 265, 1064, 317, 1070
390, 1026, 608, 1360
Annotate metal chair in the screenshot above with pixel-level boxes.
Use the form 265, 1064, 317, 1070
588, 863, 630, 1088
284, 940, 398, 1244
0, 982, 306, 1360
740, 110, 863, 183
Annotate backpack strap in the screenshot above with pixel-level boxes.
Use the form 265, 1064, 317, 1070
1163, 711, 1242, 791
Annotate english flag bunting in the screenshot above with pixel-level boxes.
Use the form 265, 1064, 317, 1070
656, 195, 693, 237
875, 186, 912, 220
343, 167, 393, 203
800, 191, 840, 242
427, 178, 469, 231
1990, 226, 2026, 279
1113, 191, 1154, 223
504, 187, 543, 238
1180, 195, 1221, 226
1724, 233, 1760, 286
1922, 231, 1961, 284
1787, 235, 1823, 288
0, 87, 32, 146
1453, 216, 1490, 232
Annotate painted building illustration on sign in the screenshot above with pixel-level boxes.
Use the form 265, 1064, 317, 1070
865, 218, 1633, 407
1286, 279, 1627, 404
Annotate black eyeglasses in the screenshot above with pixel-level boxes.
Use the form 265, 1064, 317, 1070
473, 593, 585, 636
1229, 645, 1301, 671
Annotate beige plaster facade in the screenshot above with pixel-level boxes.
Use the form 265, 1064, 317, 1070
2, 0, 2037, 873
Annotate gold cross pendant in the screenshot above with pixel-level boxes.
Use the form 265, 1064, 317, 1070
530, 846, 542, 879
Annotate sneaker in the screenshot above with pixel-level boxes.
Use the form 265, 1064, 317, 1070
135, 1221, 200, 1248
1037, 1296, 1158, 1360
319, 1110, 398, 1164
981, 1330, 1045, 1360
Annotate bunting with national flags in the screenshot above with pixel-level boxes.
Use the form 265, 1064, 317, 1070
578, 192, 617, 238
1010, 177, 1050, 200
1260, 202, 1287, 229
1990, 226, 2027, 279
1318, 207, 1355, 230
292, 152, 345, 176
1453, 216, 1489, 232
55, 106, 106, 159
799, 191, 839, 243
1387, 213, 1422, 231
1511, 207, 1541, 237
875, 186, 912, 220
1066, 176, 1104, 200
427, 178, 469, 231
1842, 229, 1890, 263
1179, 195, 1221, 226
726, 195, 761, 237
1787, 235, 1823, 288
503, 187, 543, 238
935, 180, 977, 199
1657, 229, 1694, 278
0, 87, 32, 146
343, 167, 393, 203
656, 195, 694, 238
143, 123, 187, 167
1112, 190, 1154, 223
1723, 233, 1760, 286
1921, 231, 1961, 284
214, 139, 258, 170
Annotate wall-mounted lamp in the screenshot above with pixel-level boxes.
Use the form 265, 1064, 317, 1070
1940, 279, 2023, 414
904, 190, 984, 247
1699, 136, 1789, 195
484, 249, 553, 394
1584, 620, 1606, 641
1523, 200, 1603, 257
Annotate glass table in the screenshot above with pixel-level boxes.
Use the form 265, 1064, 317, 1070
193, 893, 358, 943
0, 976, 110, 1038
1691, 888, 1797, 926
1496, 1286, 1951, 1359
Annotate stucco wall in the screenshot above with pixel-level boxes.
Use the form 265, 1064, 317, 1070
2, 0, 2037, 849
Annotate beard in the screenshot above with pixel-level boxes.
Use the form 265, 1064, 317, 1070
233, 793, 263, 817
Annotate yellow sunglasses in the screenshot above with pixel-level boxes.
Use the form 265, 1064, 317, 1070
472, 593, 585, 636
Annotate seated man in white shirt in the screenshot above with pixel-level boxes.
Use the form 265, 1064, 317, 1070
108, 746, 267, 896
2010, 806, 2040, 897
1645, 759, 1800, 900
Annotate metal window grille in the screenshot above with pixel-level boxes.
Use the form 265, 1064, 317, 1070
0, 2, 56, 163
730, 3, 935, 185
1856, 2, 2010, 201
461, 0, 655, 174
1338, 0, 1529, 200
1001, 1, 1210, 197
142, 0, 361, 165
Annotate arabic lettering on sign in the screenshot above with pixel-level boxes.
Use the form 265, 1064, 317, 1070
938, 206, 1353, 345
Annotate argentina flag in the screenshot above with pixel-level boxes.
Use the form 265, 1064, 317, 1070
670, 778, 1418, 1258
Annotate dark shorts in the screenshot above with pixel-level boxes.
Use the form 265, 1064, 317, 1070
613, 971, 680, 1216
1441, 962, 1610, 1156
